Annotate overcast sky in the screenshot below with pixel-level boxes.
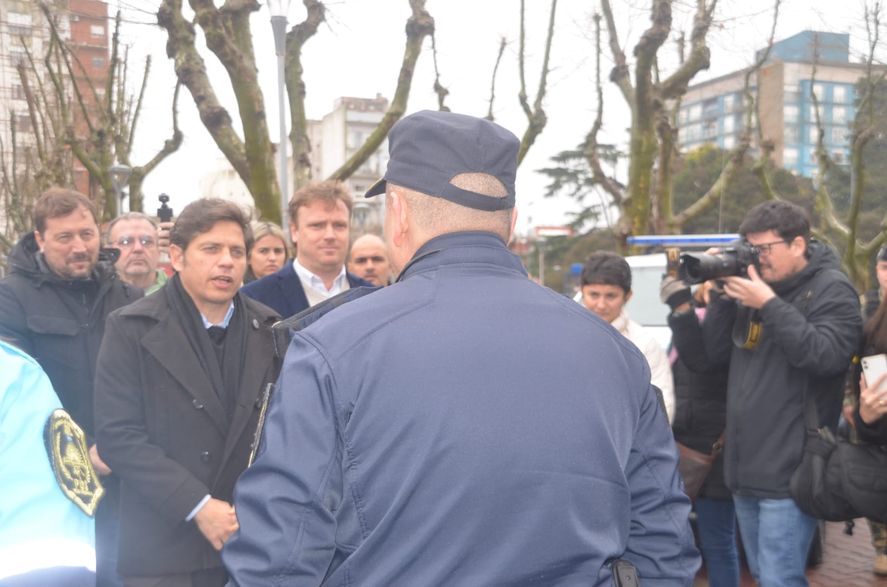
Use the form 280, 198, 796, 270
116, 0, 875, 234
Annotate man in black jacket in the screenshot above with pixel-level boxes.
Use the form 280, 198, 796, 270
95, 199, 281, 587
0, 187, 142, 587
703, 200, 861, 586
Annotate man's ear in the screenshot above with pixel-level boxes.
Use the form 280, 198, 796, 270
791, 236, 808, 259
169, 244, 185, 273
507, 208, 518, 244
288, 219, 299, 246
33, 230, 45, 252
389, 190, 409, 247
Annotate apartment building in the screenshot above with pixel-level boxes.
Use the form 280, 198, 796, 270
678, 31, 872, 178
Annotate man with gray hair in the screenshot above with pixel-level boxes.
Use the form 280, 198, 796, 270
106, 212, 167, 294
223, 111, 699, 586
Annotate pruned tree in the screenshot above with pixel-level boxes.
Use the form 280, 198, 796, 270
808, 6, 887, 291
574, 0, 783, 246
158, 0, 437, 221
40, 4, 181, 219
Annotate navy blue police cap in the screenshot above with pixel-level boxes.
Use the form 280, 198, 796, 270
365, 110, 518, 211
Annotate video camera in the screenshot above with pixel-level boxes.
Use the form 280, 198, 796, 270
677, 240, 760, 285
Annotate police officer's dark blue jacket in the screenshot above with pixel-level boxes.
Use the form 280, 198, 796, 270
223, 231, 700, 586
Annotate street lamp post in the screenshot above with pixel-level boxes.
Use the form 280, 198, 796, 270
109, 164, 132, 215
267, 0, 291, 232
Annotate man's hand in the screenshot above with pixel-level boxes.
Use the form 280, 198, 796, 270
721, 265, 776, 309
89, 444, 112, 476
660, 276, 692, 313
157, 221, 173, 257
859, 372, 887, 426
194, 498, 239, 551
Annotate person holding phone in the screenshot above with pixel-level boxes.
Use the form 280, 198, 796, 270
855, 299, 887, 442
843, 246, 887, 576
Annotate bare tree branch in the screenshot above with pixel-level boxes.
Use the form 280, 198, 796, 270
486, 36, 507, 121
516, 0, 558, 165
584, 13, 624, 206
430, 32, 450, 112
329, 0, 435, 180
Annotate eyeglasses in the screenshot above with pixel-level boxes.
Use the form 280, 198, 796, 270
749, 240, 788, 256
114, 235, 156, 249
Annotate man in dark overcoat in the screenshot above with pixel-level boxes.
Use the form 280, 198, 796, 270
94, 198, 281, 587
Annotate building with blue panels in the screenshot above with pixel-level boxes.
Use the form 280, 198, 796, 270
677, 31, 871, 178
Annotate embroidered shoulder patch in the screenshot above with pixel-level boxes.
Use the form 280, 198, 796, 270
44, 409, 105, 516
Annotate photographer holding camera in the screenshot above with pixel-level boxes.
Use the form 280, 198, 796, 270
700, 200, 861, 586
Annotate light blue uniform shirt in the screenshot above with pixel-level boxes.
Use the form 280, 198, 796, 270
0, 340, 95, 579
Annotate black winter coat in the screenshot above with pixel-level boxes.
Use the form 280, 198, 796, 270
94, 287, 281, 577
703, 241, 862, 498
668, 308, 731, 500
0, 232, 141, 437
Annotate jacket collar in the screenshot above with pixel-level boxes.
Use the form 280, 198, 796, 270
397, 231, 527, 283
134, 286, 278, 439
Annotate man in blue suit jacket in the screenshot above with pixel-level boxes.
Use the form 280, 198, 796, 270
240, 181, 373, 318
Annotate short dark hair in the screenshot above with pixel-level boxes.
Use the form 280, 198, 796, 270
739, 201, 810, 245
33, 187, 97, 234
288, 180, 352, 225
170, 199, 252, 252
581, 251, 631, 293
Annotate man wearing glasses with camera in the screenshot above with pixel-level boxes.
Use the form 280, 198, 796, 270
701, 200, 861, 586
107, 212, 169, 295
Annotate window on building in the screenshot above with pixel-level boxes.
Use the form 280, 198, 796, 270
784, 105, 799, 123
689, 104, 702, 121
809, 126, 820, 144
783, 147, 799, 165
16, 114, 31, 133
347, 129, 367, 150
679, 108, 688, 124
11, 85, 26, 100
8, 11, 32, 26
723, 115, 735, 133
809, 105, 821, 122
686, 123, 701, 141
92, 57, 105, 69
832, 106, 847, 124
784, 126, 799, 144
812, 83, 825, 100
723, 135, 735, 149
723, 94, 735, 113
833, 85, 847, 104
703, 120, 717, 139
91, 24, 105, 37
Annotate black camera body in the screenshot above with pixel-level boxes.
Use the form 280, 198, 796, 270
157, 194, 174, 223
678, 240, 760, 284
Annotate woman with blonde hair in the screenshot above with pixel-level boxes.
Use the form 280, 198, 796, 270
245, 221, 289, 283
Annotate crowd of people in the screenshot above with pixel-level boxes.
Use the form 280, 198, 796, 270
0, 109, 885, 587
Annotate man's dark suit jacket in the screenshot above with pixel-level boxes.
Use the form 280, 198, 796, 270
93, 287, 281, 577
240, 261, 373, 319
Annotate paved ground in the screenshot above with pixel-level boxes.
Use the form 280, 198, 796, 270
694, 520, 887, 586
